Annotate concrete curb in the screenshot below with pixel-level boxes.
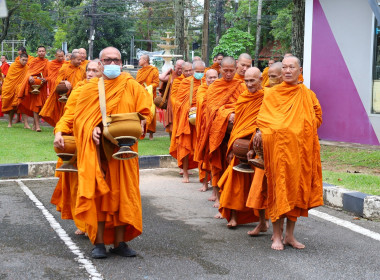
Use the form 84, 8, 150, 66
1, 157, 379, 219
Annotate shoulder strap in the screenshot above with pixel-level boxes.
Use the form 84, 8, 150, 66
162, 73, 172, 102
189, 78, 194, 107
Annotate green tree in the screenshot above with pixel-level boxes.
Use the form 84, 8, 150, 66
270, 3, 293, 54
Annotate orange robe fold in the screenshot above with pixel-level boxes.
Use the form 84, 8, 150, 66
40, 63, 86, 127
261, 67, 269, 87
18, 57, 49, 115
205, 62, 221, 75
169, 74, 185, 156
162, 71, 179, 133
1, 62, 10, 76
218, 89, 264, 224
73, 72, 152, 245
234, 73, 245, 81
46, 59, 65, 94
1, 60, 29, 113
169, 76, 201, 169
196, 78, 246, 186
256, 82, 323, 222
136, 65, 159, 133
79, 60, 89, 72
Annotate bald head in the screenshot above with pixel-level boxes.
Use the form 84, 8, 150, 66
78, 48, 87, 61
55, 49, 65, 62
205, 69, 218, 86
174, 59, 185, 76
284, 53, 293, 57
244, 67, 262, 93
72, 49, 79, 55
182, 62, 193, 77
98, 47, 122, 79
282, 56, 302, 85
99, 47, 121, 61
192, 60, 206, 69
268, 59, 275, 67
70, 52, 81, 67
220, 56, 236, 81
268, 62, 283, 87
237, 53, 252, 76
138, 54, 150, 67
192, 56, 201, 62
86, 59, 102, 80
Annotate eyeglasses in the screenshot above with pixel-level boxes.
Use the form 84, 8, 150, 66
101, 58, 122, 65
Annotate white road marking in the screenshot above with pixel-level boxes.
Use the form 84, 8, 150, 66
309, 209, 380, 241
0, 177, 58, 182
16, 180, 103, 280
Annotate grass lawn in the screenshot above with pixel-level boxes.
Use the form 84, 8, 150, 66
0, 121, 170, 164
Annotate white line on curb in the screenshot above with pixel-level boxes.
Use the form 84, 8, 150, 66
16, 180, 103, 280
309, 209, 380, 241
0, 177, 58, 182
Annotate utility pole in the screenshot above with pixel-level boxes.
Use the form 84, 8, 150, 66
254, 0, 262, 67
201, 0, 210, 65
88, 0, 97, 59
174, 0, 185, 57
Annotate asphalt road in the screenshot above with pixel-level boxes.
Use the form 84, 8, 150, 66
1, 168, 380, 280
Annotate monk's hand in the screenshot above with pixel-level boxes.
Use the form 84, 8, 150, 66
54, 132, 65, 150
92, 127, 102, 146
140, 119, 147, 135
65, 80, 72, 90
253, 130, 262, 150
229, 113, 235, 123
227, 150, 234, 163
28, 76, 35, 84
247, 149, 254, 160
189, 107, 196, 112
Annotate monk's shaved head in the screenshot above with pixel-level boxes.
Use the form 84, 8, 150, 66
268, 59, 275, 67
244, 67, 262, 93
72, 49, 79, 54
141, 54, 149, 62
174, 59, 185, 76
70, 52, 82, 67
78, 48, 87, 61
238, 53, 252, 62
205, 69, 218, 86
175, 59, 185, 68
221, 56, 236, 67
99, 47, 121, 60
86, 59, 102, 80
192, 60, 205, 69
269, 62, 282, 71
138, 54, 150, 67
192, 56, 201, 62
55, 49, 65, 62
282, 56, 302, 85
220, 56, 236, 81
182, 62, 194, 77
268, 62, 283, 87
284, 53, 293, 57
236, 53, 252, 76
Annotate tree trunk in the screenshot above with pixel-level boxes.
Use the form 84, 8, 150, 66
174, 0, 185, 58
201, 0, 210, 65
0, 6, 19, 44
292, 0, 305, 61
215, 0, 224, 45
254, 0, 263, 67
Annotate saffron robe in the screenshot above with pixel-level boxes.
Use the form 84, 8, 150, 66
136, 65, 159, 133
169, 74, 185, 155
234, 73, 245, 81
73, 72, 152, 244
163, 70, 180, 133
256, 82, 323, 222
46, 59, 65, 94
1, 62, 10, 77
205, 62, 221, 75
261, 67, 269, 87
218, 89, 264, 224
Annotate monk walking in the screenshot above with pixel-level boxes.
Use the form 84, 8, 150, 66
46, 49, 65, 95
252, 56, 323, 250
196, 57, 246, 210
18, 46, 49, 131
40, 52, 85, 127
234, 53, 252, 81
1, 53, 29, 127
170, 60, 205, 183
73, 47, 152, 259
1, 55, 10, 77
218, 67, 265, 229
78, 48, 89, 71
194, 69, 218, 192
136, 54, 159, 140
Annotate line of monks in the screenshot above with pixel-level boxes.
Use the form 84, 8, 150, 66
165, 52, 323, 251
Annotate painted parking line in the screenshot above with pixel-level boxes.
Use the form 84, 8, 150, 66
16, 180, 103, 280
309, 209, 380, 241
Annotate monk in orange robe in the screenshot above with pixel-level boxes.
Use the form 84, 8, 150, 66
40, 52, 85, 127
73, 47, 152, 259
78, 48, 89, 71
170, 61, 205, 183
1, 55, 10, 77
196, 57, 246, 211
234, 53, 252, 81
136, 54, 159, 140
252, 56, 323, 250
218, 67, 266, 229
195, 69, 218, 192
169, 62, 193, 174
18, 46, 49, 131
261, 59, 275, 87
205, 53, 223, 75
1, 54, 29, 127
15, 46, 34, 66
262, 62, 283, 88
159, 59, 185, 136
52, 60, 102, 236
46, 49, 65, 95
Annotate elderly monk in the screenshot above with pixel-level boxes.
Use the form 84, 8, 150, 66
78, 48, 89, 71
136, 54, 159, 140
65, 53, 72, 61
1, 55, 10, 77
218, 67, 265, 228
283, 53, 304, 83
195, 69, 218, 192
261, 59, 275, 87
70, 47, 153, 259
192, 56, 201, 62
46, 49, 65, 94
196, 57, 246, 210
18, 46, 49, 131
40, 52, 85, 127
169, 62, 193, 174
234, 53, 252, 81
252, 56, 323, 250
1, 54, 29, 127
205, 53, 223, 75
170, 60, 206, 183
159, 59, 185, 137
52, 60, 102, 236
265, 62, 283, 87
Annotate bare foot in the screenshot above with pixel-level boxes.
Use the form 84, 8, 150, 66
208, 195, 216, 201
182, 176, 189, 183
227, 220, 237, 229
284, 236, 305, 249
7, 124, 12, 128
75, 229, 85, 235
271, 237, 284, 251
271, 234, 284, 241
214, 213, 223, 219
149, 133, 153, 140
24, 125, 31, 129
247, 223, 269, 236
198, 185, 210, 192
213, 201, 220, 208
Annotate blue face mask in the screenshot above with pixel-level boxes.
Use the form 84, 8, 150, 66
194, 72, 204, 80
103, 64, 121, 79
